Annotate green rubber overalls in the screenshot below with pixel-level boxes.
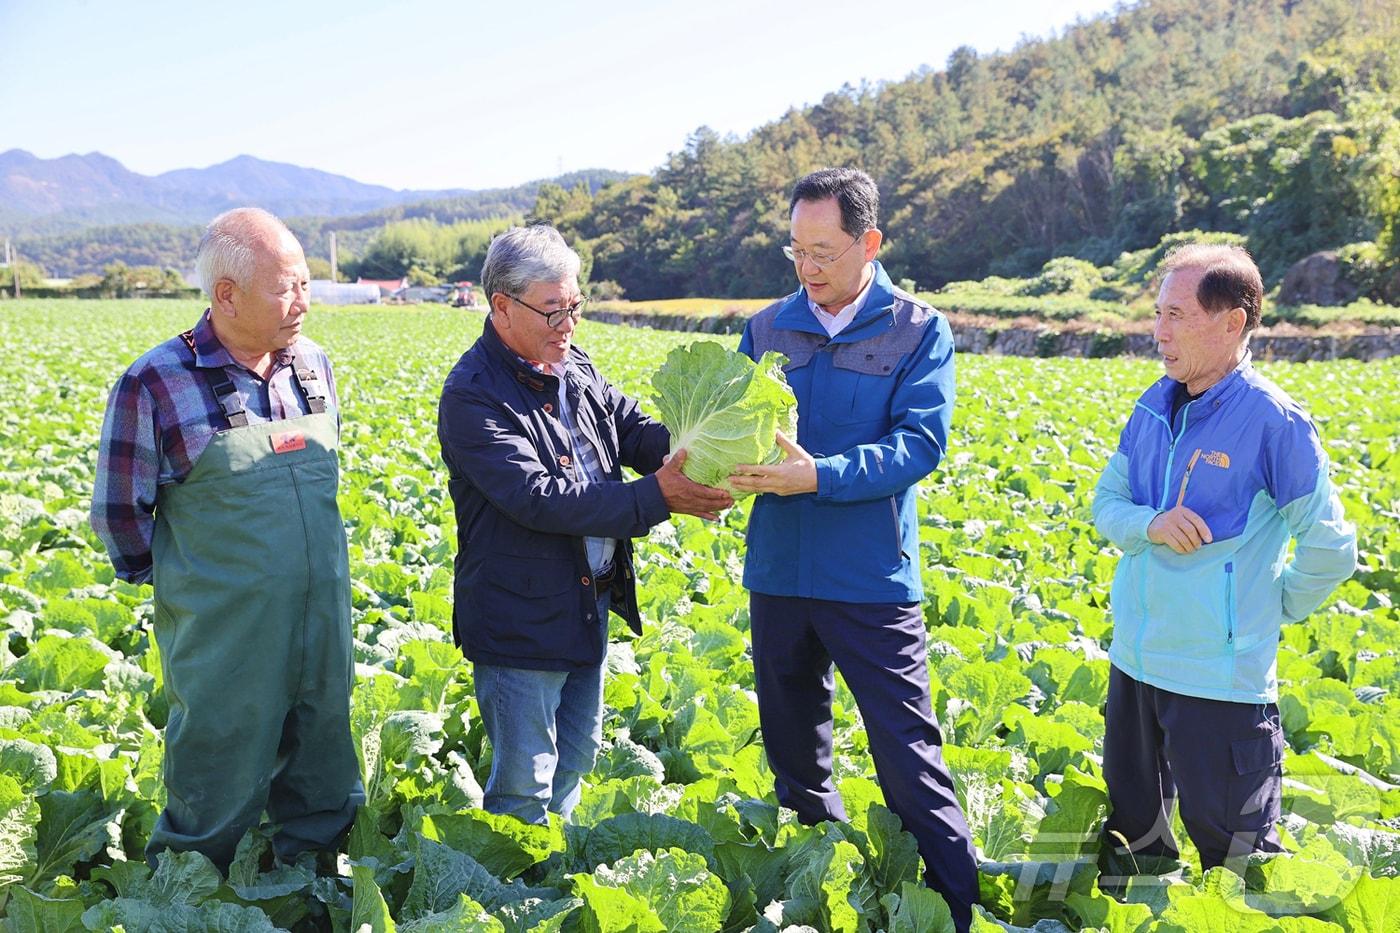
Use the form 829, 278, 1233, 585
146, 338, 364, 871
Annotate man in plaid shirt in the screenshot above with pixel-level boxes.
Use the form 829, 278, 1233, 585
91, 207, 363, 872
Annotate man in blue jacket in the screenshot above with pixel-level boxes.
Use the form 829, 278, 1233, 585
437, 225, 732, 824
730, 168, 979, 930
1092, 243, 1356, 882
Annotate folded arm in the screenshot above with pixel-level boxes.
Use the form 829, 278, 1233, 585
1092, 450, 1159, 556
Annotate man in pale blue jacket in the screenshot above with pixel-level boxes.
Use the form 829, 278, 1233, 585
1092, 243, 1356, 881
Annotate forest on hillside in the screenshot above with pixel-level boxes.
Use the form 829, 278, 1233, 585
12, 0, 1400, 306
12, 170, 626, 281
533, 0, 1400, 301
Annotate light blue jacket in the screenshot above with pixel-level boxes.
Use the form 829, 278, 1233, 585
1092, 354, 1357, 703
738, 261, 954, 602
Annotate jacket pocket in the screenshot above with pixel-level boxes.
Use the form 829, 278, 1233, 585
806, 497, 907, 587
826, 350, 901, 426
833, 347, 907, 376
489, 556, 577, 599
463, 556, 591, 663
779, 344, 816, 373
1139, 551, 1234, 663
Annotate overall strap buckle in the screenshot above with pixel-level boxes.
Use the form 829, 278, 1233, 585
206, 369, 249, 428
290, 352, 327, 415
180, 328, 249, 428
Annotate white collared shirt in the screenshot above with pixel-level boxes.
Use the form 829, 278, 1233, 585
807, 263, 875, 338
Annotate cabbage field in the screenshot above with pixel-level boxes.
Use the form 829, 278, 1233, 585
1, 299, 1398, 932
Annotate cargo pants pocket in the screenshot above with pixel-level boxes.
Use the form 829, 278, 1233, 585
1225, 722, 1284, 835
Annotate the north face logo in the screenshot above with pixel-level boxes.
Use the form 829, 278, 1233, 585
1202, 450, 1230, 468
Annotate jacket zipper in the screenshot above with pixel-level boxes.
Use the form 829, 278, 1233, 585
1224, 561, 1235, 645
1130, 398, 1191, 671
889, 496, 904, 562
1125, 400, 1181, 669
1156, 400, 1193, 510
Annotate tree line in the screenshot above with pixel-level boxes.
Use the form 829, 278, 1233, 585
11, 1, 1399, 305
534, 0, 1400, 301
11, 170, 624, 281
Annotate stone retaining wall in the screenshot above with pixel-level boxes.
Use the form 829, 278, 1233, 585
587, 310, 750, 335
586, 311, 1400, 361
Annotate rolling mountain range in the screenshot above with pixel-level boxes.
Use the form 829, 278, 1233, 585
0, 149, 518, 234
9, 0, 1398, 294
1, 151, 629, 276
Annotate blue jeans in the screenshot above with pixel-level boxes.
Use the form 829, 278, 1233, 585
473, 597, 609, 824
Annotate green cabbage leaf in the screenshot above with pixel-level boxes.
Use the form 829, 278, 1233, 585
651, 341, 796, 495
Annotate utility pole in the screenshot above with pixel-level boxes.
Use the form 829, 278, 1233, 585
1, 238, 18, 299
328, 232, 338, 283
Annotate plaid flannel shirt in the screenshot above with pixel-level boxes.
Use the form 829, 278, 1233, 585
89, 311, 338, 584
521, 356, 616, 575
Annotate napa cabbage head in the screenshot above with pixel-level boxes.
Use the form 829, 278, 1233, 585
651, 341, 797, 495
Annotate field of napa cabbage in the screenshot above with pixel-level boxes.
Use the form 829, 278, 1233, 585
0, 299, 1397, 932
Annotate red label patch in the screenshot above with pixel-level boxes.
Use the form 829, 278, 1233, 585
271, 432, 307, 454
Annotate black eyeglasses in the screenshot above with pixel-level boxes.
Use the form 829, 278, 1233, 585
782, 232, 866, 269
507, 294, 588, 329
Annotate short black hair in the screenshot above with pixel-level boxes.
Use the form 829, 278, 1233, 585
790, 168, 879, 236
1161, 243, 1264, 332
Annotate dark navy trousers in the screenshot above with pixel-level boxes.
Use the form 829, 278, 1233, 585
750, 593, 979, 931
1100, 665, 1285, 879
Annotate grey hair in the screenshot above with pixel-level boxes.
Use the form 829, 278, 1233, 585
195, 207, 294, 298
481, 225, 581, 307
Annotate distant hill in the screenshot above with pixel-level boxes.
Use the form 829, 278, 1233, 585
4, 155, 631, 276
288, 169, 631, 258
0, 149, 630, 238
0, 149, 482, 233
0, 150, 171, 230
537, 0, 1400, 300
15, 0, 1400, 300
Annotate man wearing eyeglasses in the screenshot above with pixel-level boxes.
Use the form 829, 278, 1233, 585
729, 168, 978, 930
437, 224, 733, 825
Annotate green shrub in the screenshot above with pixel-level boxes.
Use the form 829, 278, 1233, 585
1267, 298, 1400, 327
588, 279, 627, 301
929, 290, 1131, 322
1331, 241, 1400, 302
1111, 230, 1250, 286
1021, 257, 1104, 297
1088, 330, 1128, 357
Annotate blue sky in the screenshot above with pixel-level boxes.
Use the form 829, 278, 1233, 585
2, 0, 1121, 191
